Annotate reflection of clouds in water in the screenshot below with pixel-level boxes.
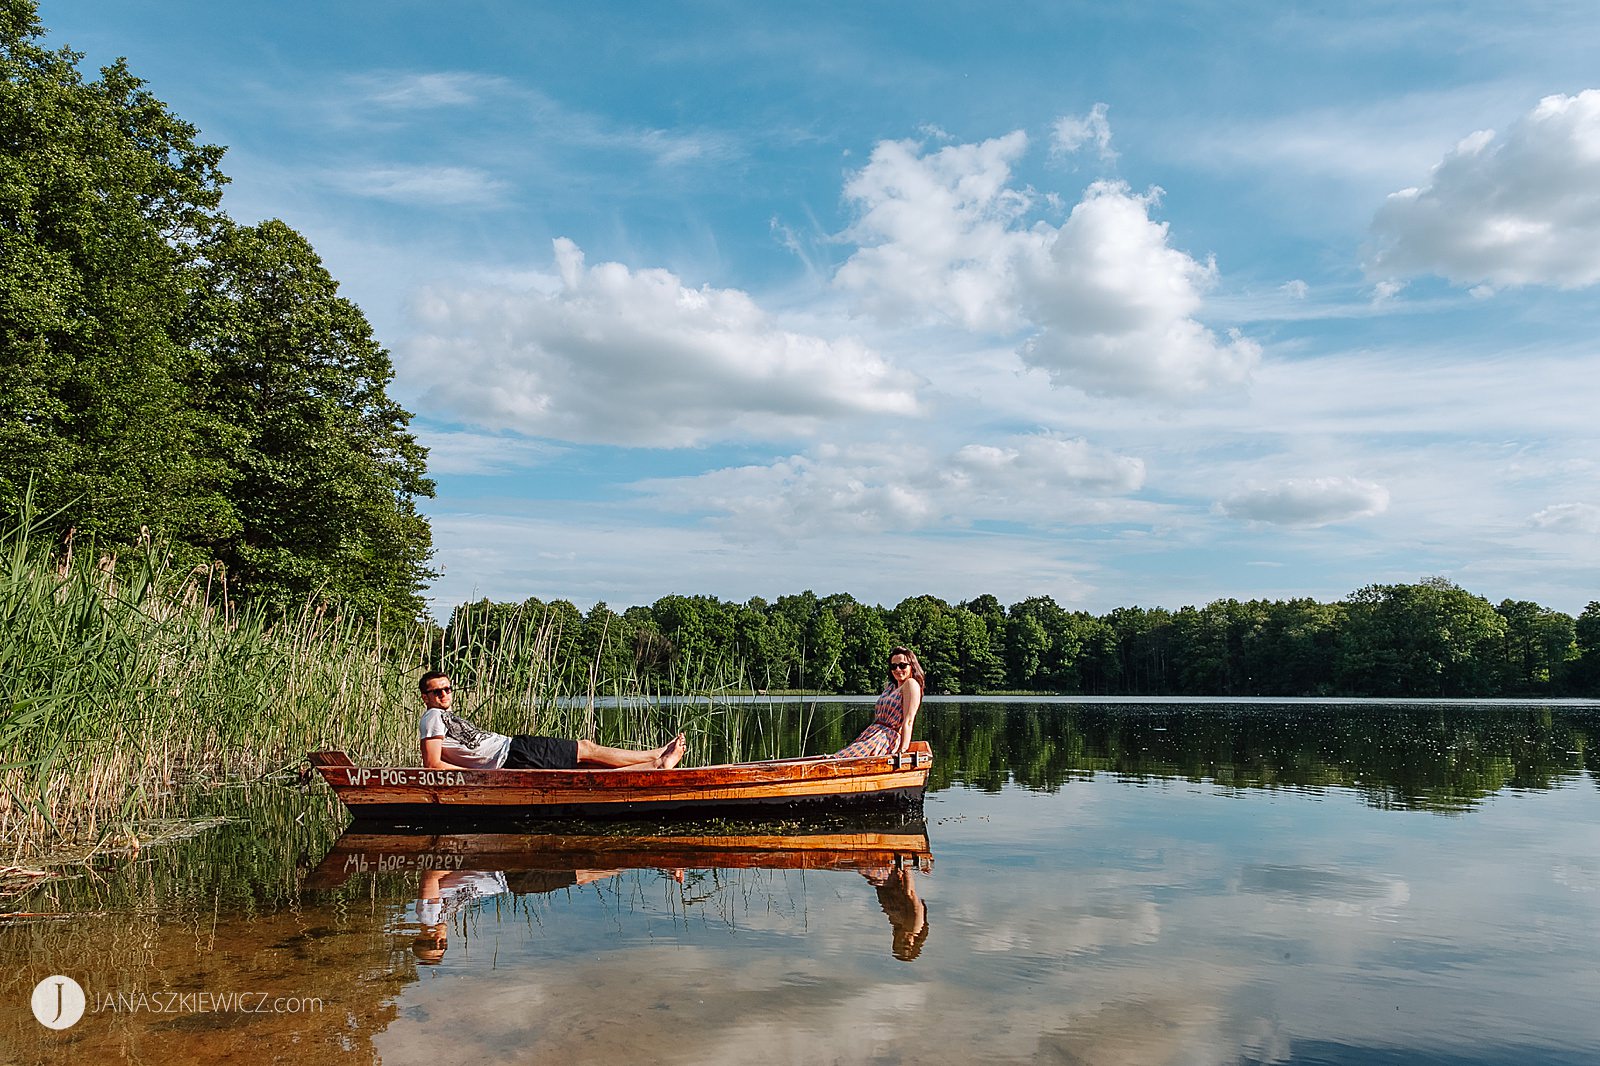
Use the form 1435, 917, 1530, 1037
377, 941, 1272, 1066
1035, 996, 1282, 1066
1552, 859, 1600, 893
1238, 863, 1411, 920
369, 782, 1600, 1065
966, 899, 1161, 957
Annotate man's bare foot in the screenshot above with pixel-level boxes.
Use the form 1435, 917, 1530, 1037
654, 733, 686, 769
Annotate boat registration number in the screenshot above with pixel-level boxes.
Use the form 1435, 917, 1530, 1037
341, 768, 466, 788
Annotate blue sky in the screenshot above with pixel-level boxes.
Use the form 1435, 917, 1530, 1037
45, 1, 1600, 617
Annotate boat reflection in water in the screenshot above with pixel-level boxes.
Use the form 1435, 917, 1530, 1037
306, 823, 933, 965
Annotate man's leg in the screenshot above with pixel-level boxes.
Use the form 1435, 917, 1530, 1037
576, 734, 685, 769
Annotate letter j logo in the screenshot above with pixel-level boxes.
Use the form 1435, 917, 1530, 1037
31, 975, 86, 1030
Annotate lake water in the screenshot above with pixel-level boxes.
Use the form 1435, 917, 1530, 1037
5, 700, 1600, 1065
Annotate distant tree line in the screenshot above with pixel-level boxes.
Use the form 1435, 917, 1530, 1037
446, 579, 1600, 698
0, 3, 434, 623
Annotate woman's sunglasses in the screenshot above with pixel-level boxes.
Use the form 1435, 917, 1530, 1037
888, 661, 912, 671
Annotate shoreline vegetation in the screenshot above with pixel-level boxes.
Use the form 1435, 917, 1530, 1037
0, 509, 702, 857
2, 4, 1597, 863
456, 583, 1600, 703
6, 496, 1598, 859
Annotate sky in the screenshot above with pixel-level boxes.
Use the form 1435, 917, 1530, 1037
41, 1, 1600, 619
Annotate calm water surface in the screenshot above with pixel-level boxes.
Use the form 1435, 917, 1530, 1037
5, 700, 1600, 1065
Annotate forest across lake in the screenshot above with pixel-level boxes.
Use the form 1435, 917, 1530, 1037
448, 581, 1600, 699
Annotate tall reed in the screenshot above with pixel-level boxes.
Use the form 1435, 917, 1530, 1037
0, 502, 440, 851
0, 504, 824, 854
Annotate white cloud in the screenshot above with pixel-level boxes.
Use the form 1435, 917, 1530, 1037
638, 433, 1148, 537
835, 133, 1258, 399
834, 131, 1035, 333
1220, 477, 1391, 527
947, 434, 1145, 499
423, 508, 1102, 617
415, 429, 563, 475
1370, 90, 1600, 288
403, 239, 917, 447
325, 164, 508, 206
350, 72, 510, 109
1371, 279, 1406, 303
1052, 103, 1117, 162
1530, 502, 1600, 534
1281, 279, 1309, 300
1017, 181, 1261, 397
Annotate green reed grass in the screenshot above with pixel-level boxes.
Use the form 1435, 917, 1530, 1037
0, 518, 681, 855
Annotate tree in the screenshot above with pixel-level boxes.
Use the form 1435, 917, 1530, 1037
888, 595, 959, 692
954, 607, 1006, 693
578, 601, 635, 690
1496, 599, 1575, 694
195, 219, 434, 621
825, 593, 890, 694
805, 606, 846, 692
1004, 613, 1049, 690
764, 591, 848, 692
1104, 606, 1176, 694
1570, 602, 1600, 697
1337, 579, 1506, 697
0, 4, 434, 625
0, 3, 233, 547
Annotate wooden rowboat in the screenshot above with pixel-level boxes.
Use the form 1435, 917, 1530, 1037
307, 740, 932, 824
304, 826, 932, 890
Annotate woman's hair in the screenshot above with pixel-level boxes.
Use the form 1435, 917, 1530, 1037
887, 646, 926, 689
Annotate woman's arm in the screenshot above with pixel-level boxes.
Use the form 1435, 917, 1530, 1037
896, 678, 922, 752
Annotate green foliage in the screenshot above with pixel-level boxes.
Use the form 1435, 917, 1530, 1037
193, 220, 435, 620
0, 4, 434, 626
1336, 578, 1507, 696
440, 577, 1589, 699
888, 594, 959, 690
0, 500, 430, 847
1571, 602, 1600, 696
0, 7, 232, 548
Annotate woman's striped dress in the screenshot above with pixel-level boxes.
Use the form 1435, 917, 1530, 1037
835, 683, 904, 757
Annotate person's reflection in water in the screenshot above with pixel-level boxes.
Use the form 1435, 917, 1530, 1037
411, 866, 625, 965
862, 862, 930, 961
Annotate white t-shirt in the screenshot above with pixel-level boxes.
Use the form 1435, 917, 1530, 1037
418, 707, 512, 770
415, 870, 510, 925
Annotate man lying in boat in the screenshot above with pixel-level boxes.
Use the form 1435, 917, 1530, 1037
418, 671, 687, 771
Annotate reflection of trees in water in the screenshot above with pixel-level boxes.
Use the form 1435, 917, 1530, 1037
610, 700, 1600, 810
0, 785, 395, 1062
917, 703, 1600, 810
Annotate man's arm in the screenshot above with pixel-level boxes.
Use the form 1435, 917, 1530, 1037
421, 736, 457, 769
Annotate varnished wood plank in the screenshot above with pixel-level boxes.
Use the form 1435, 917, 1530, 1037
311, 742, 932, 820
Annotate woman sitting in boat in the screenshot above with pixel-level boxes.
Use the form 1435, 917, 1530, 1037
418, 671, 686, 771
835, 647, 923, 757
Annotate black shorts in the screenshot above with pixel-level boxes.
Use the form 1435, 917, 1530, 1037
503, 734, 579, 770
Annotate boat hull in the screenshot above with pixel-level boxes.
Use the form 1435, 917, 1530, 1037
308, 742, 932, 827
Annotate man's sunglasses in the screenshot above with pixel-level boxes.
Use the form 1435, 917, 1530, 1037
424, 685, 452, 696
